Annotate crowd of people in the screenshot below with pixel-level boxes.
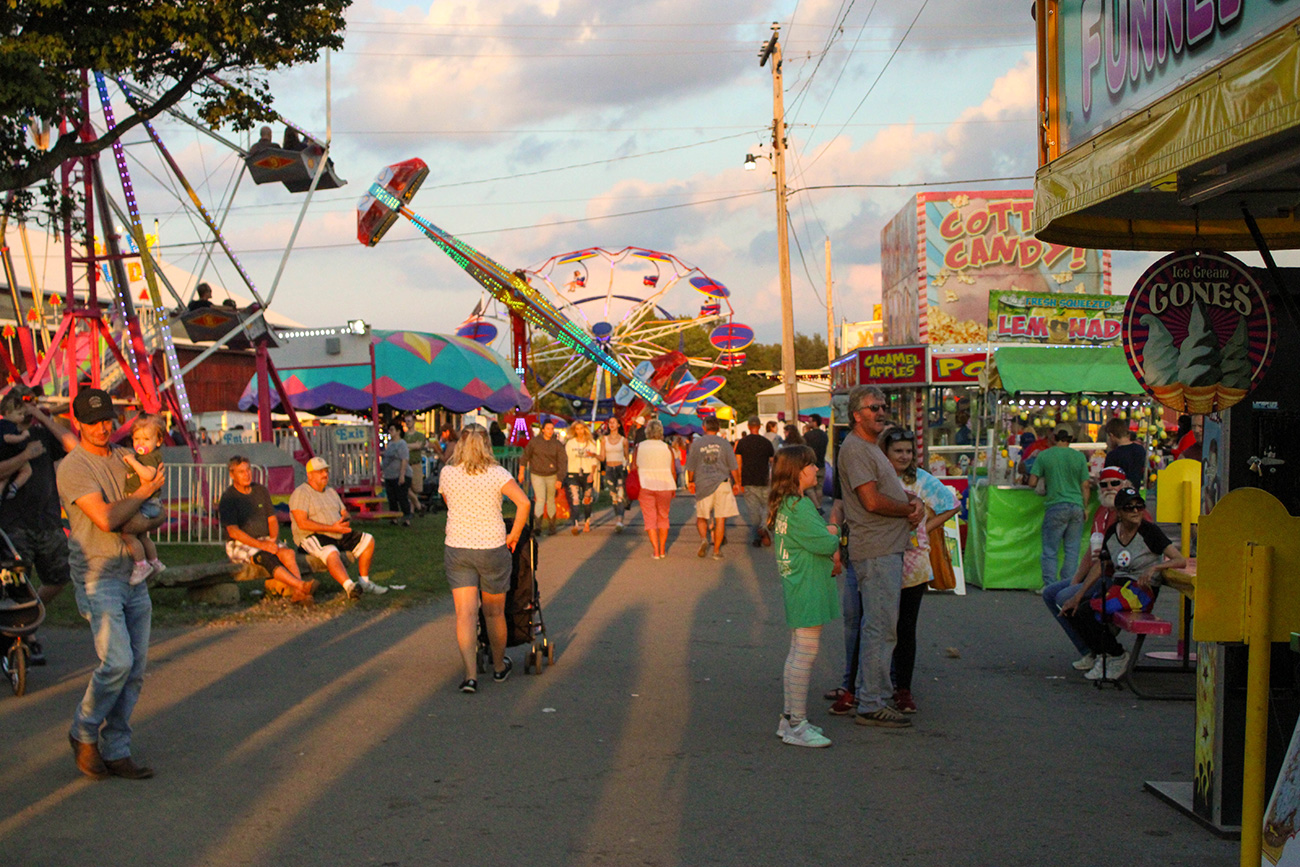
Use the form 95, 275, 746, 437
3, 378, 1196, 780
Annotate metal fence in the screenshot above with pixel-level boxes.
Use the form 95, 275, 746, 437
274, 425, 375, 488
154, 462, 267, 546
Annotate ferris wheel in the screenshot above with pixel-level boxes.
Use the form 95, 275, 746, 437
456, 245, 755, 413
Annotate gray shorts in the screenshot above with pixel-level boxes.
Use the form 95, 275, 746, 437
444, 545, 512, 595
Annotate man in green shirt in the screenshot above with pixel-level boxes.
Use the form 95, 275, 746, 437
1027, 426, 1091, 588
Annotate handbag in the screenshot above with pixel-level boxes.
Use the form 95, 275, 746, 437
625, 466, 641, 501
554, 487, 571, 522
927, 516, 957, 591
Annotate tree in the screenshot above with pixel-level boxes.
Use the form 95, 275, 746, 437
0, 1, 350, 220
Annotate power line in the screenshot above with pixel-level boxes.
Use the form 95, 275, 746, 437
796, 0, 933, 181
791, 175, 1033, 192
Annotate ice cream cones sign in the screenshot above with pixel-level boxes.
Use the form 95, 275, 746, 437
1122, 250, 1277, 415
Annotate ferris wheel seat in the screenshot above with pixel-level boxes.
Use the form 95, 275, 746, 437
246, 145, 346, 192
177, 306, 276, 349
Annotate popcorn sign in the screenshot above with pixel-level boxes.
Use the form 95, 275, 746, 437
1122, 250, 1277, 414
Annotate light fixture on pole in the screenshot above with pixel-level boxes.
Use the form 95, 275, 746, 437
744, 154, 759, 171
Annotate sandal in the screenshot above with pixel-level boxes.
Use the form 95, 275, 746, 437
459, 679, 477, 694
823, 687, 850, 701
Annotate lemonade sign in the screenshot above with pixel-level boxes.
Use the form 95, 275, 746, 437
1122, 251, 1277, 414
987, 290, 1124, 346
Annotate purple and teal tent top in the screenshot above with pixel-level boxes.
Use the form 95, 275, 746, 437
239, 330, 532, 414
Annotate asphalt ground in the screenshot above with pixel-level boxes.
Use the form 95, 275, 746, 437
0, 494, 1237, 866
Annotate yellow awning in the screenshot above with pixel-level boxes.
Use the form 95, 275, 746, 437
1034, 21, 1300, 251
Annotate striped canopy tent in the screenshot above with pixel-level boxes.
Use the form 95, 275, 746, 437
238, 330, 532, 414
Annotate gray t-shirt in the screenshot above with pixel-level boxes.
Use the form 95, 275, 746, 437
685, 434, 738, 500
381, 438, 410, 481
56, 446, 135, 584
839, 431, 911, 561
288, 483, 346, 546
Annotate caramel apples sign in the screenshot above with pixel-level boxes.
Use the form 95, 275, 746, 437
1122, 251, 1277, 414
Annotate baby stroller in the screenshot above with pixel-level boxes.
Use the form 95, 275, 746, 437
477, 516, 554, 675
0, 529, 44, 697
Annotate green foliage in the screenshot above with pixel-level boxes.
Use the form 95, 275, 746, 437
0, 0, 350, 221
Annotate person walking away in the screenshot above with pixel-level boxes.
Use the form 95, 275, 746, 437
878, 427, 958, 714
59, 388, 166, 780
838, 385, 924, 729
1059, 488, 1186, 681
803, 414, 829, 511
564, 421, 600, 534
381, 422, 413, 527
1102, 417, 1147, 490
764, 420, 784, 449
1027, 425, 1091, 588
783, 423, 804, 446
685, 416, 741, 560
768, 445, 842, 747
734, 416, 775, 547
438, 425, 531, 693
600, 417, 629, 532
630, 419, 676, 559
518, 420, 566, 535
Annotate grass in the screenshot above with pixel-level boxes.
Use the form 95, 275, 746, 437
41, 489, 614, 629
41, 511, 452, 629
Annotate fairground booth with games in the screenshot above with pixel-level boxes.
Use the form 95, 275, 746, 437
1034, 0, 1300, 849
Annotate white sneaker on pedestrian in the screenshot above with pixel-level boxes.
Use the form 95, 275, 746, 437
776, 716, 824, 739
1072, 653, 1096, 671
149, 559, 167, 577
1084, 652, 1130, 681
358, 577, 388, 595
781, 718, 831, 748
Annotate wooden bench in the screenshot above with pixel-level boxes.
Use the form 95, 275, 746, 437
342, 495, 402, 521
148, 554, 332, 605
1108, 609, 1193, 700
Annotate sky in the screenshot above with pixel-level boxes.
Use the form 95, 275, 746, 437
67, 0, 1291, 351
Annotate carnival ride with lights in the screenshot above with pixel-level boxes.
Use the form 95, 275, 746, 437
357, 159, 756, 426
2, 71, 341, 461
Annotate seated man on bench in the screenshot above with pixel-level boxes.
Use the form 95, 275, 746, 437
1059, 488, 1186, 682
289, 457, 388, 600
218, 456, 317, 605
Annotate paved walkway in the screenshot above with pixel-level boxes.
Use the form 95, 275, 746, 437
0, 494, 1236, 866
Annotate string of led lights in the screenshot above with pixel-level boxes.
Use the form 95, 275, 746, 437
95, 72, 194, 422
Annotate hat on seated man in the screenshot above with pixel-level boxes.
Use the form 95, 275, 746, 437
289, 456, 387, 600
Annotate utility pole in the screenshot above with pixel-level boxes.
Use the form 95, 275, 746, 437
760, 23, 798, 426
825, 236, 835, 461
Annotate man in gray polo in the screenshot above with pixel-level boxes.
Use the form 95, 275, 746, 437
837, 385, 924, 728
59, 388, 166, 779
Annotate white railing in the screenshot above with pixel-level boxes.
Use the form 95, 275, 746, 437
155, 462, 267, 545
274, 425, 376, 489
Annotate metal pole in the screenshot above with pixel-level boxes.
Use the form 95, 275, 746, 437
1241, 542, 1273, 867
761, 24, 798, 425
825, 236, 834, 463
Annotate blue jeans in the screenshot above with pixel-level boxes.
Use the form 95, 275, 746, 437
69, 579, 152, 761
839, 556, 861, 693
605, 465, 627, 520
853, 552, 904, 714
1042, 578, 1091, 655
1041, 503, 1084, 587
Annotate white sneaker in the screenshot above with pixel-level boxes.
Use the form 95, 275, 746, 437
1084, 652, 1130, 681
149, 559, 166, 577
776, 716, 824, 739
358, 577, 388, 595
782, 718, 832, 748
1072, 653, 1096, 671
129, 560, 153, 586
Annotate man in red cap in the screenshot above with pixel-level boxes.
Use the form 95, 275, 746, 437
58, 388, 166, 780
1042, 466, 1137, 672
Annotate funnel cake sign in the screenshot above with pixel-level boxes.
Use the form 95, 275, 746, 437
1122, 251, 1276, 414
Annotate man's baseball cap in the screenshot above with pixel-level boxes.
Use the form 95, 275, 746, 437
1115, 488, 1146, 511
305, 456, 330, 472
1053, 425, 1075, 442
1098, 467, 1127, 483
72, 388, 116, 424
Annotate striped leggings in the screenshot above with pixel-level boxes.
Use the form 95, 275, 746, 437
783, 626, 822, 722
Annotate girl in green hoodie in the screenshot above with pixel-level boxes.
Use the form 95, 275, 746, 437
768, 445, 842, 748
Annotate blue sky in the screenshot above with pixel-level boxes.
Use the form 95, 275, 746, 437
101, 0, 1282, 349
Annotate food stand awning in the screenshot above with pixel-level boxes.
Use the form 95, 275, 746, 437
991, 346, 1142, 395
1033, 4, 1300, 250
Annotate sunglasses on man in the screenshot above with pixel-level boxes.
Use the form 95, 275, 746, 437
1098, 479, 1126, 489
